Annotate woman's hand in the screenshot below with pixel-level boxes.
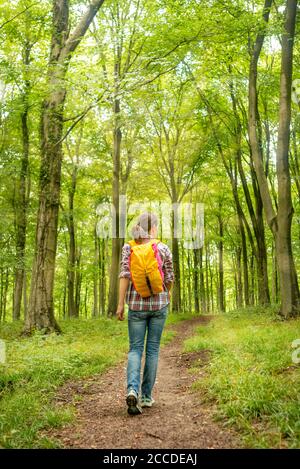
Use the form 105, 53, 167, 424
117, 278, 129, 321
116, 304, 125, 321
165, 282, 173, 300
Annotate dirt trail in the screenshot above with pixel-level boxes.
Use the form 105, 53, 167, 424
45, 316, 241, 448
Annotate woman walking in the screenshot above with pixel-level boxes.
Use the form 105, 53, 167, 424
116, 212, 174, 415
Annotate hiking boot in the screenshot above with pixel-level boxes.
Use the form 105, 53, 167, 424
126, 389, 142, 415
141, 396, 155, 408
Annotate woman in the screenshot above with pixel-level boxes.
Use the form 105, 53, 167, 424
116, 212, 174, 415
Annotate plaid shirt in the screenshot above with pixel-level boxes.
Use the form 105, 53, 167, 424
119, 240, 174, 311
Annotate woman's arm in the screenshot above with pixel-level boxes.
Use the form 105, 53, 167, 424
116, 244, 131, 320
116, 278, 130, 321
165, 280, 173, 291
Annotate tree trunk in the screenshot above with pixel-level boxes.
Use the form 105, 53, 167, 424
234, 263, 238, 309
0, 269, 3, 322
249, 251, 255, 305
275, 0, 300, 317
228, 77, 270, 305
75, 249, 82, 317
193, 248, 200, 314
187, 247, 192, 313
107, 96, 122, 317
100, 238, 106, 314
181, 241, 186, 313
248, 0, 300, 317
25, 67, 66, 332
272, 239, 279, 303
24, 0, 105, 334
13, 57, 30, 320
205, 241, 210, 313
84, 284, 88, 318
171, 205, 181, 313
1, 269, 9, 322
240, 219, 250, 306
67, 165, 77, 317
236, 244, 243, 308
93, 225, 99, 318
62, 273, 67, 319
209, 253, 214, 312
199, 247, 206, 313
217, 213, 225, 312
290, 128, 300, 200
23, 271, 28, 319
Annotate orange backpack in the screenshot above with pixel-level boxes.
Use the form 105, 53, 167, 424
128, 239, 164, 298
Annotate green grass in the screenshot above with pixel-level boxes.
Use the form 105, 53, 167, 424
183, 305, 300, 448
0, 309, 195, 448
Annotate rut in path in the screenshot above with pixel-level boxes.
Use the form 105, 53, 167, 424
46, 316, 241, 449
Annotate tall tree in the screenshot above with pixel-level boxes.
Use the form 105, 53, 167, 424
13, 21, 31, 320
24, 0, 105, 334
63, 130, 82, 318
248, 0, 300, 318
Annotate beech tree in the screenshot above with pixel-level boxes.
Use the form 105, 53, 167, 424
24, 0, 105, 334
248, 0, 300, 318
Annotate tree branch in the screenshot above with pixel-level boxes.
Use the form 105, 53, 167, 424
59, 0, 105, 62
0, 2, 38, 30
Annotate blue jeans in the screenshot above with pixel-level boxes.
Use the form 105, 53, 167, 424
127, 305, 168, 399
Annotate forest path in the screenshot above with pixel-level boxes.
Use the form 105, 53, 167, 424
45, 316, 241, 448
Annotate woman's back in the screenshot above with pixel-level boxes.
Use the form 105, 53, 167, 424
119, 240, 174, 311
